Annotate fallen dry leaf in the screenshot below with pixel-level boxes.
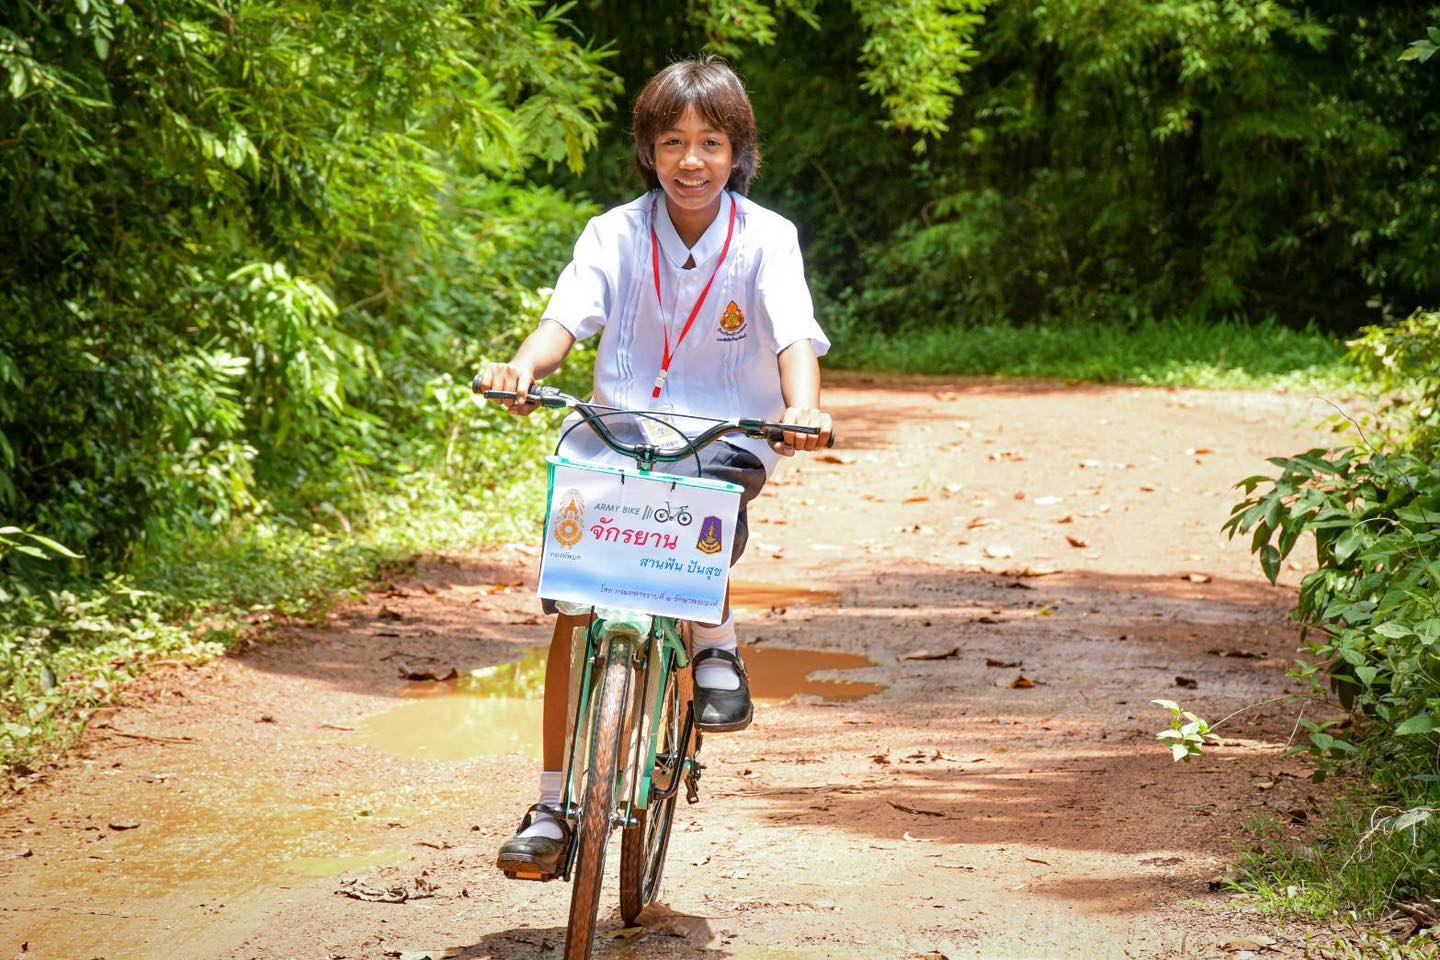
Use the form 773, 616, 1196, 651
1186, 447, 1216, 456
983, 545, 1014, 559
1219, 935, 1277, 952
108, 821, 139, 831
397, 662, 458, 682
1183, 572, 1213, 583
904, 496, 930, 504
1024, 856, 1050, 865
967, 516, 994, 530
378, 606, 404, 621
607, 928, 647, 942
902, 832, 935, 843
1010, 674, 1037, 689
818, 453, 858, 465
1065, 535, 1089, 549
984, 657, 1022, 668
1174, 676, 1199, 689
1056, 514, 1074, 524
899, 646, 961, 662
888, 800, 947, 817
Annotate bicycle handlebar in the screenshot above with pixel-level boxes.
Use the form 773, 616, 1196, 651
475, 384, 836, 463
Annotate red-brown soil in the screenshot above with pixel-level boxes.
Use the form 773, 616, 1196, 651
0, 376, 1355, 959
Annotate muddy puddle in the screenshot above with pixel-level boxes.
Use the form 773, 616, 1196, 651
353, 642, 882, 764
730, 580, 842, 611
22, 781, 413, 904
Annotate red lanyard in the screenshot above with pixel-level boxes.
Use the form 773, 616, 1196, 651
649, 192, 738, 398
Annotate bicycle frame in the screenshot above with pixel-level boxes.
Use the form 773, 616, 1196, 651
553, 610, 695, 882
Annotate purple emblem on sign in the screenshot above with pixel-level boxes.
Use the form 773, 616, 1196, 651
695, 516, 724, 556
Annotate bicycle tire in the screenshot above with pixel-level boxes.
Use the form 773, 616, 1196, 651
564, 639, 632, 960
618, 654, 691, 923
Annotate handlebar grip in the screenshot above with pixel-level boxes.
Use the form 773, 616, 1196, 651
762, 426, 838, 448
481, 386, 567, 408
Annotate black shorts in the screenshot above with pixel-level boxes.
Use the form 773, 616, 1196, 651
540, 442, 767, 615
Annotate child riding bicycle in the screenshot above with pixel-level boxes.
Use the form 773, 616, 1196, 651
477, 56, 833, 880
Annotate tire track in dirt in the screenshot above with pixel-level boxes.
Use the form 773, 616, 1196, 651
0, 376, 1343, 959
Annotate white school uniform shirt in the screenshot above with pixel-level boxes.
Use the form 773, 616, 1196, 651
541, 189, 830, 475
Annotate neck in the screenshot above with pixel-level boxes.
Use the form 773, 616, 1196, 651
665, 193, 725, 248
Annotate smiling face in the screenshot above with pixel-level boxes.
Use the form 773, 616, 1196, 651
653, 105, 736, 230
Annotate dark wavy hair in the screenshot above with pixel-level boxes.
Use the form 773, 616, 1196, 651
632, 57, 760, 195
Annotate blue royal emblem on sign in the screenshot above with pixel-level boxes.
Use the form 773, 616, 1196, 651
695, 516, 724, 555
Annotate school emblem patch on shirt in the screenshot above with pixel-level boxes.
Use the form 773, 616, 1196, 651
717, 300, 746, 339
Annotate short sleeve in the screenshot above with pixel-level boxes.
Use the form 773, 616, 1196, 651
541, 218, 615, 342
756, 224, 830, 358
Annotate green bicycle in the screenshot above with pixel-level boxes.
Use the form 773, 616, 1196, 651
481, 384, 826, 959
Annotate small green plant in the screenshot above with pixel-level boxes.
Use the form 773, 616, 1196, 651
1152, 698, 1221, 761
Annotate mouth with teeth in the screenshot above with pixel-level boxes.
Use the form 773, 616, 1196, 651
673, 176, 710, 193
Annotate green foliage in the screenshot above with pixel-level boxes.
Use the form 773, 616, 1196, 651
839, 1, 1440, 332
0, 1, 615, 769
1226, 292, 1440, 904
1239, 801, 1440, 922
0, 401, 562, 773
1, 0, 615, 559
1400, 25, 1440, 63
827, 314, 1347, 389
1227, 448, 1440, 789
1347, 308, 1440, 451
1152, 698, 1220, 761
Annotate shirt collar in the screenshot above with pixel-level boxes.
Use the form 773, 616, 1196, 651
653, 191, 734, 270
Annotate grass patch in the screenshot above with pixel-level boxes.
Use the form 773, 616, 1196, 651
1, 423, 558, 776
829, 316, 1350, 391
1232, 791, 1440, 942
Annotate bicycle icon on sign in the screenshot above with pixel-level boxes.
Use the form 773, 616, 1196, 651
653, 502, 693, 526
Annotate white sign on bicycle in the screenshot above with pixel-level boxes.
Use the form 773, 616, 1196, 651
538, 456, 742, 622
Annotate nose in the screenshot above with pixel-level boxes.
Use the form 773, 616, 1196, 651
680, 145, 703, 169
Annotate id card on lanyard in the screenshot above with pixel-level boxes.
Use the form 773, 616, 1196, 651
649, 191, 738, 400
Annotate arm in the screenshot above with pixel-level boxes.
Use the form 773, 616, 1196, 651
775, 339, 834, 454
477, 319, 577, 416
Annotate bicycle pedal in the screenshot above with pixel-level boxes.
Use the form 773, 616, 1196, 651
503, 869, 555, 883
685, 765, 704, 804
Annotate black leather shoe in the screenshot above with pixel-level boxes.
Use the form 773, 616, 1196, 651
693, 648, 753, 733
496, 803, 570, 881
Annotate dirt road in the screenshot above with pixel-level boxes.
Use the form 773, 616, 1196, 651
0, 376, 1345, 959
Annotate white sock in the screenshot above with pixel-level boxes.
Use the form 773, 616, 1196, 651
517, 770, 564, 840
692, 616, 741, 691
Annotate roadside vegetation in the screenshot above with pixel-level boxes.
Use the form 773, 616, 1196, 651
827, 316, 1348, 390
1194, 29, 1440, 940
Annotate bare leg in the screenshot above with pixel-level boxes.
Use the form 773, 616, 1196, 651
543, 612, 590, 770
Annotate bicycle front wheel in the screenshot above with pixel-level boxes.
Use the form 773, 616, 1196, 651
564, 639, 633, 960
618, 648, 692, 924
